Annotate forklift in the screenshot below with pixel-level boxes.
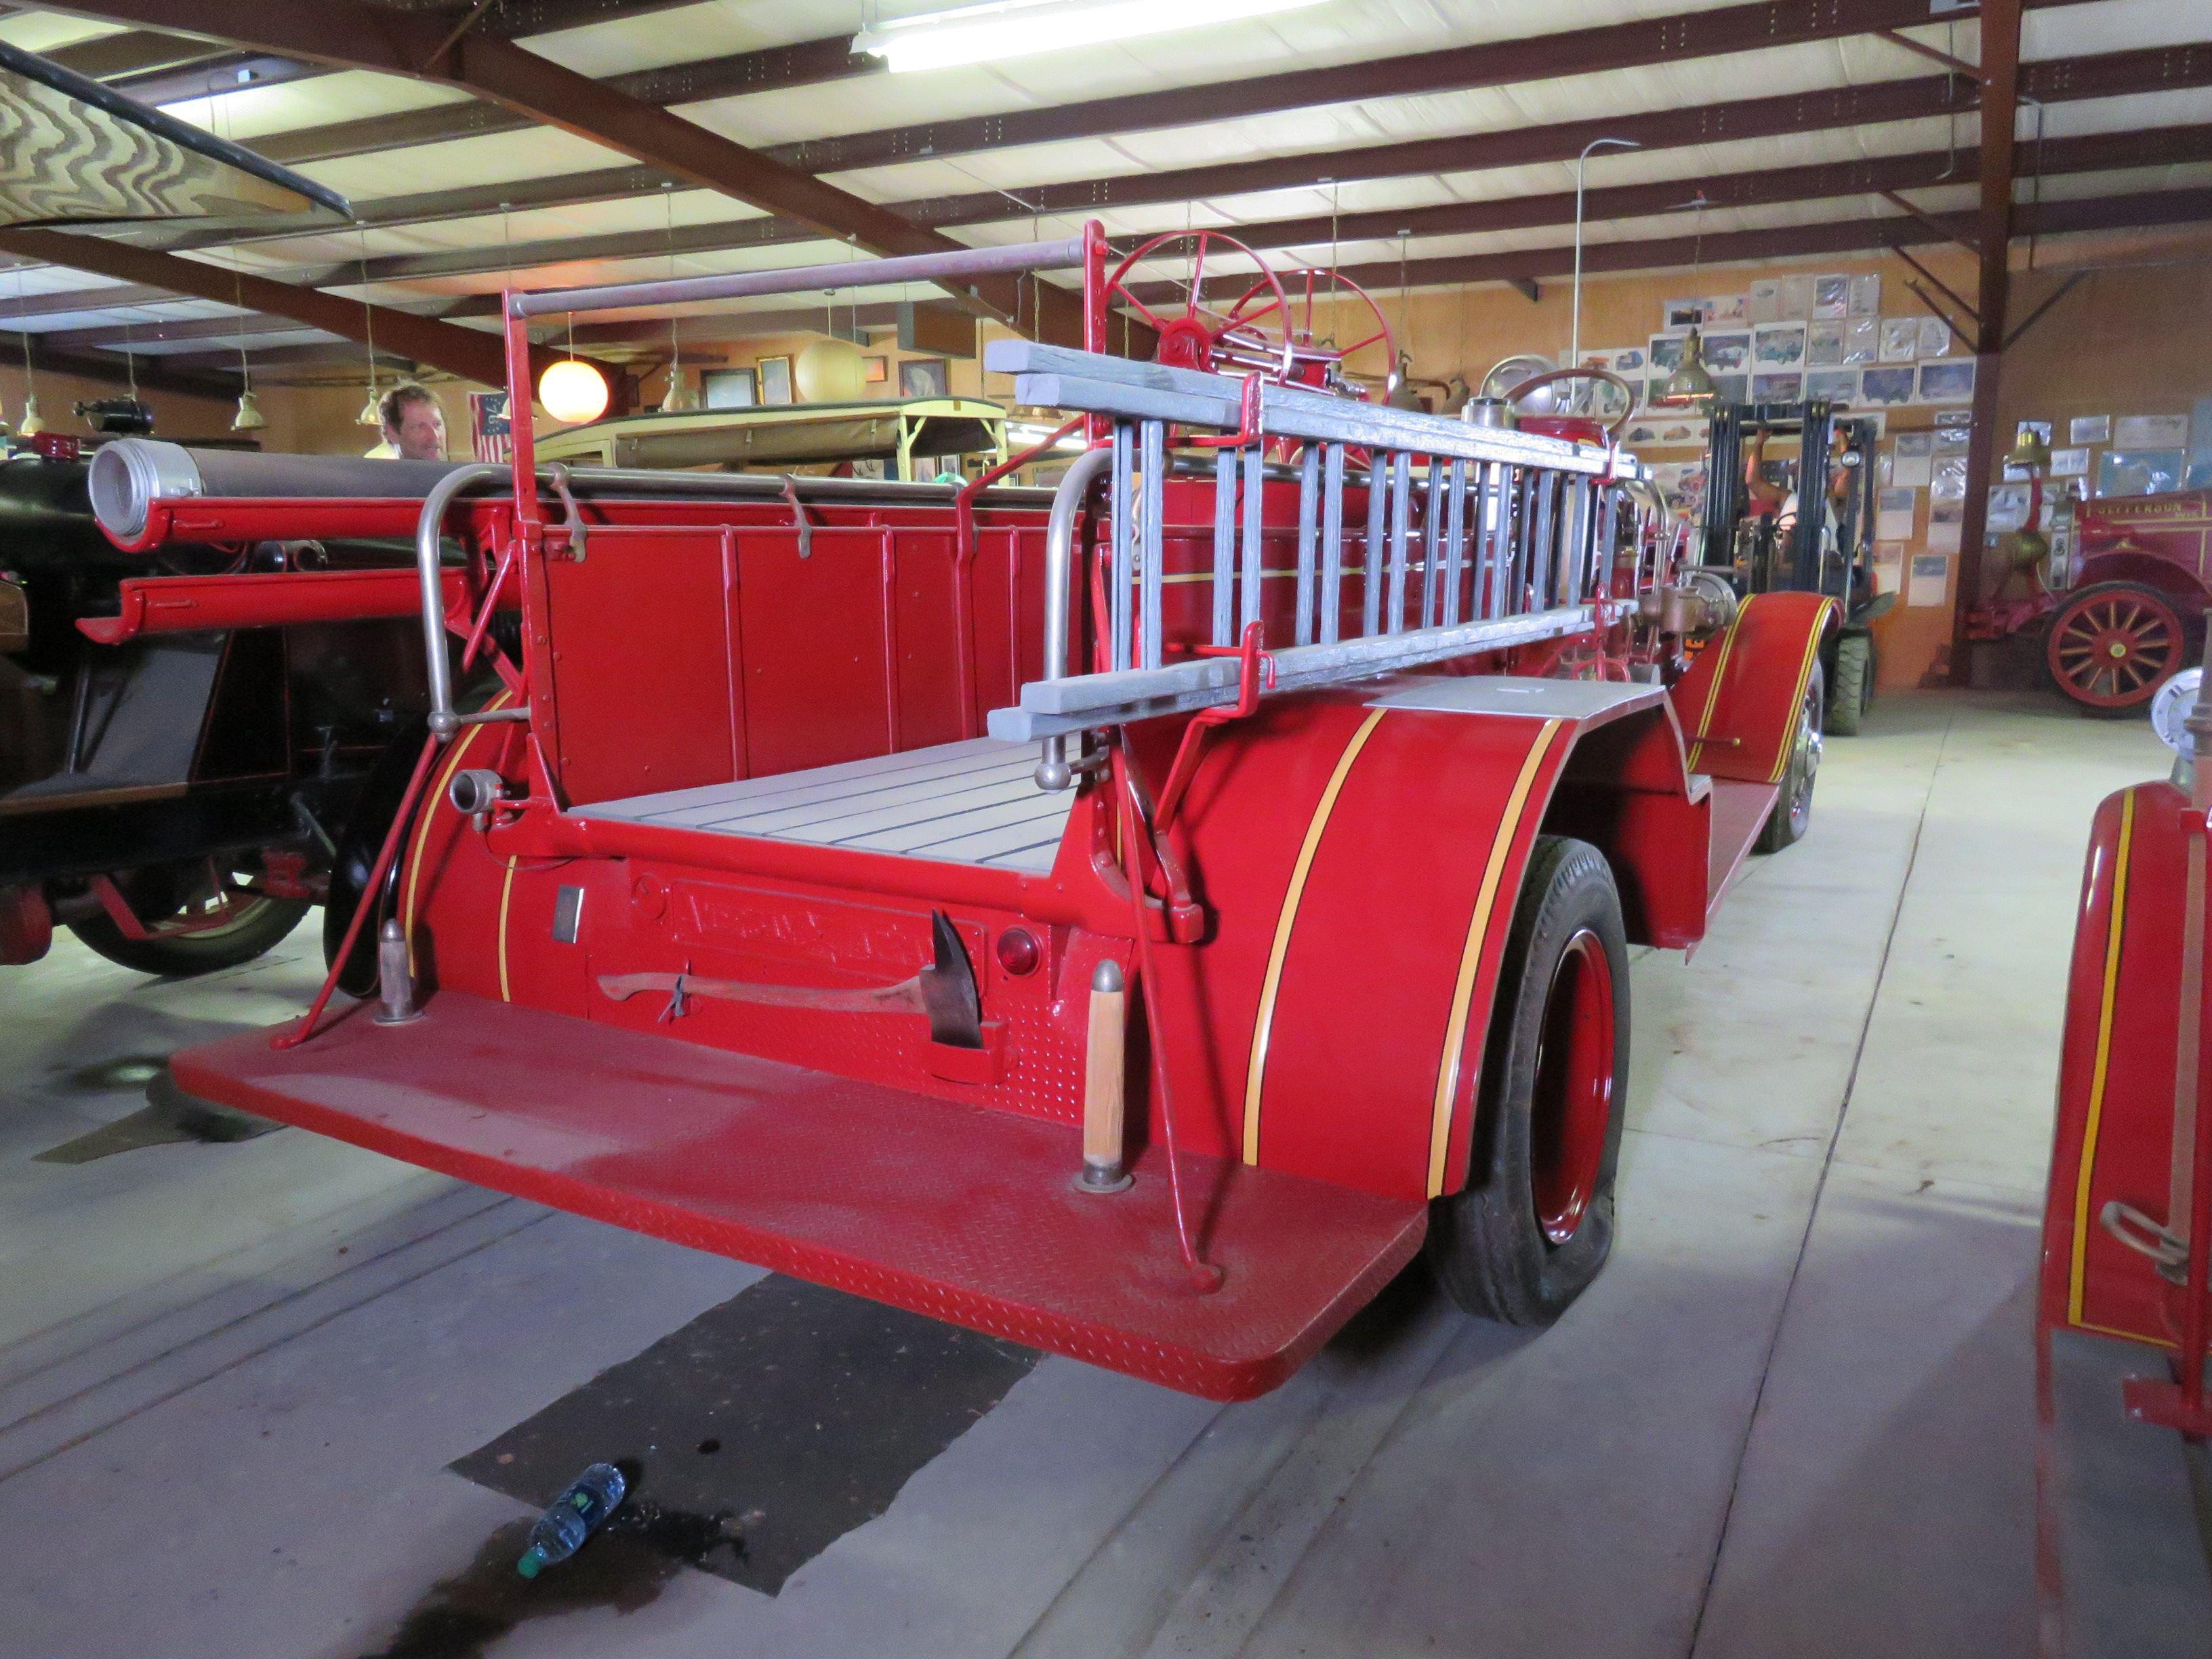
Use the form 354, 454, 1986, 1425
1697, 400, 1889, 735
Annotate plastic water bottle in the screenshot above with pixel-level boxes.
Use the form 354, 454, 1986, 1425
515, 1462, 627, 1578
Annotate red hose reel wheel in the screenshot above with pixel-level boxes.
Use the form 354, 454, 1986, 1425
1249, 266, 1396, 395
1104, 230, 1292, 377
2045, 580, 2188, 713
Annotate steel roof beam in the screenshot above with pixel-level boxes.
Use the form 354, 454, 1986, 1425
268, 97, 2212, 295
1125, 186, 2212, 302
45, 0, 1085, 342
764, 0, 2095, 176
0, 281, 176, 323
39, 310, 344, 350
40, 26, 228, 79
0, 226, 592, 385
140, 38, 2206, 289
250, 32, 873, 168
7, 336, 237, 398
130, 0, 2093, 188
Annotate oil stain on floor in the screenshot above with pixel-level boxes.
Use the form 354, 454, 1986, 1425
451, 1274, 1041, 1595
356, 1494, 743, 1659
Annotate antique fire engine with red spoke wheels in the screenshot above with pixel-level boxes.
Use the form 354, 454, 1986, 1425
1969, 485, 2211, 716
135, 224, 1835, 1403
2043, 581, 2188, 715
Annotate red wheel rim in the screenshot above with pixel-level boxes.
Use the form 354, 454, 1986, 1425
1103, 230, 1290, 378
1529, 928, 1617, 1246
2047, 588, 2182, 709
1237, 267, 1396, 396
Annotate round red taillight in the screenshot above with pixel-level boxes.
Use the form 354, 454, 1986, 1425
996, 928, 1041, 977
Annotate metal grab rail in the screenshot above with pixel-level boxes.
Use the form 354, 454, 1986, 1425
1037, 445, 1116, 789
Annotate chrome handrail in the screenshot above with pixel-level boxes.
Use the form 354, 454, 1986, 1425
416, 463, 512, 740
1035, 445, 1115, 790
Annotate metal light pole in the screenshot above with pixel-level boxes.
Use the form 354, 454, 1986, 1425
1570, 138, 1642, 368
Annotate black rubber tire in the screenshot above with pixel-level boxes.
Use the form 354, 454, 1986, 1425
1826, 632, 1872, 737
1756, 659, 1824, 854
1427, 836, 1631, 1326
68, 888, 310, 978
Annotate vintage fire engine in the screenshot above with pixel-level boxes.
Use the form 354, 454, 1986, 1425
1970, 485, 2212, 715
2038, 661, 2212, 1644
1, 431, 453, 975
138, 228, 1833, 1400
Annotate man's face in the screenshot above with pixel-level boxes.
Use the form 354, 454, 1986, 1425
386, 397, 446, 462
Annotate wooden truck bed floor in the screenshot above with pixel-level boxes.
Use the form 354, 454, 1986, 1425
171, 993, 1427, 1400
579, 738, 1073, 874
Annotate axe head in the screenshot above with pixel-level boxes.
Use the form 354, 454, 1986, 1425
918, 909, 983, 1050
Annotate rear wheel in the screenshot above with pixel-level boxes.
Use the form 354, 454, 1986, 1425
2045, 581, 2185, 716
1826, 631, 1872, 737
1427, 836, 1630, 1326
68, 863, 308, 977
1756, 659, 1824, 853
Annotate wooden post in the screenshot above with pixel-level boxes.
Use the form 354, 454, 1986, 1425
1077, 957, 1132, 1193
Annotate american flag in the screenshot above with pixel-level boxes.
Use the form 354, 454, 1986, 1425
470, 391, 512, 464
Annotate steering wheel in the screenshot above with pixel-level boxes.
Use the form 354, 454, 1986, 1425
1103, 230, 1292, 378
1501, 367, 1639, 443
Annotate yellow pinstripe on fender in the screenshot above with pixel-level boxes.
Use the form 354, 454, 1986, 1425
496, 855, 520, 1002
2068, 787, 2135, 1326
1768, 598, 1837, 785
401, 687, 516, 967
1242, 708, 1389, 1165
1685, 621, 1739, 774
1425, 719, 1565, 1197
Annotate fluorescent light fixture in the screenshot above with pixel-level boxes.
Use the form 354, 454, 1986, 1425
854, 0, 1326, 73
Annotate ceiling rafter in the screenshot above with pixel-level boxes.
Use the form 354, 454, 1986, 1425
43, 0, 1087, 342
1128, 185, 2212, 304
0, 226, 592, 384
250, 30, 873, 168
759, 0, 2094, 176
112, 37, 2206, 291
116, 0, 2092, 192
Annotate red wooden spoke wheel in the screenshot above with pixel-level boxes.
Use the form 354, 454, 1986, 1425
2045, 581, 2186, 713
1528, 927, 1618, 1244
1104, 230, 1291, 377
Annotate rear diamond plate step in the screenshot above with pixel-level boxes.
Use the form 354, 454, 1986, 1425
171, 994, 1427, 1400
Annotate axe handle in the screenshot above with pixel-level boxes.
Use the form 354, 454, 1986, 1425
596, 970, 922, 1017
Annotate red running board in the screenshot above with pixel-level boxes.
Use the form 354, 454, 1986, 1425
171, 995, 1426, 1401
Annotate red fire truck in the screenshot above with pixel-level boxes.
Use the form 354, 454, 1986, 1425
1970, 485, 2212, 715
2036, 663, 2212, 1642
137, 228, 1833, 1400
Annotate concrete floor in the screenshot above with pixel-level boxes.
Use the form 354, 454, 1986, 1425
0, 692, 2171, 1659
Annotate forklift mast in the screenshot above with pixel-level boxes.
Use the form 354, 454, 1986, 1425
1700, 398, 1879, 608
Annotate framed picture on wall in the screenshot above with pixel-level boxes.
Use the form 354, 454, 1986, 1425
899, 357, 951, 398
863, 354, 890, 385
1859, 365, 1916, 408
1702, 331, 1749, 373
1917, 359, 1975, 404
1805, 367, 1859, 407
701, 367, 756, 409
758, 355, 794, 405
